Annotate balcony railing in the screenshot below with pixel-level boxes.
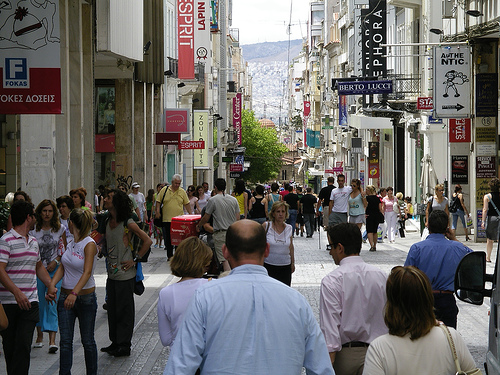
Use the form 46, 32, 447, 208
384, 74, 421, 100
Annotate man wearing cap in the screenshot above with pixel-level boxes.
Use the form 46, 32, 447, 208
129, 182, 146, 222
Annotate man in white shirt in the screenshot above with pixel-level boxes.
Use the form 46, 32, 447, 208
328, 174, 352, 225
319, 223, 388, 375
129, 182, 146, 222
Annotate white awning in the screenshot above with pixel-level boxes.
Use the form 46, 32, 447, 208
350, 115, 393, 130
308, 168, 325, 176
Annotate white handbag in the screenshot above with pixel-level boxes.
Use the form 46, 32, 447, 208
439, 324, 482, 375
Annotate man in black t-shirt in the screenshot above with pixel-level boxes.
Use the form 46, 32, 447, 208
300, 187, 318, 238
316, 177, 336, 228
284, 186, 300, 237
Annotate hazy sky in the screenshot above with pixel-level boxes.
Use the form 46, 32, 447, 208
232, 0, 310, 45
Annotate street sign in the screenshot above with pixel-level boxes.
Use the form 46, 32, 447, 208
222, 156, 232, 163
322, 126, 334, 129
230, 172, 243, 179
229, 163, 243, 172
417, 97, 433, 110
433, 46, 471, 118
179, 140, 205, 149
330, 167, 344, 173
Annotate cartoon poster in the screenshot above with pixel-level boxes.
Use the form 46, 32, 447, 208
433, 46, 471, 118
0, 0, 61, 114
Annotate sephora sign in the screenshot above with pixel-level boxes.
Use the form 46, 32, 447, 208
361, 0, 387, 78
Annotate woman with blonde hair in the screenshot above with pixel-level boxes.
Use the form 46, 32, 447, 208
425, 183, 449, 228
31, 199, 67, 352
262, 201, 294, 286
47, 208, 98, 374
348, 179, 367, 229
363, 266, 476, 374
365, 185, 383, 251
157, 237, 212, 347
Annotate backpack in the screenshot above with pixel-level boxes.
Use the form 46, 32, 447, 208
449, 195, 461, 213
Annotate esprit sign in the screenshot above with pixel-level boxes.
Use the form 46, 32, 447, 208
179, 140, 205, 149
417, 97, 433, 110
178, 0, 195, 79
338, 80, 392, 95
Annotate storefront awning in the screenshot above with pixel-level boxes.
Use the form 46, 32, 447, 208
307, 168, 325, 176
350, 115, 393, 130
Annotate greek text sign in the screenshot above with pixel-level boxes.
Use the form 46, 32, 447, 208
0, 2, 61, 114
193, 110, 209, 169
338, 80, 392, 95
433, 46, 471, 118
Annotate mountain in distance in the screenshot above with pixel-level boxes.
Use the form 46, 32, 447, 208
242, 39, 303, 123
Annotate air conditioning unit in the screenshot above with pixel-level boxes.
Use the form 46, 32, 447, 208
314, 164, 323, 170
348, 104, 357, 114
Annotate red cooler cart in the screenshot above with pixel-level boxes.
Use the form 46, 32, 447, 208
170, 214, 202, 246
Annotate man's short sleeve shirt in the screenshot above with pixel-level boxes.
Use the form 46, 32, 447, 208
156, 186, 190, 222
0, 229, 40, 304
329, 186, 352, 213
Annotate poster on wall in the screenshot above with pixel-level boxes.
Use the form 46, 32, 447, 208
96, 87, 115, 134
476, 156, 496, 178
451, 155, 468, 184
368, 141, 380, 179
0, 1, 61, 114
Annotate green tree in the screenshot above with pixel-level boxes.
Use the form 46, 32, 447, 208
241, 109, 288, 183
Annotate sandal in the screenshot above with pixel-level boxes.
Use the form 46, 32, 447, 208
33, 342, 43, 348
369, 247, 376, 252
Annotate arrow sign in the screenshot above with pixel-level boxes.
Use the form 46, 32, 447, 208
442, 103, 465, 111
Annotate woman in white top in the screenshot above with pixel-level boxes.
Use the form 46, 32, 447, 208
196, 185, 209, 211
157, 237, 212, 347
262, 201, 295, 286
363, 266, 476, 375
382, 187, 398, 243
31, 199, 67, 352
184, 185, 201, 215
47, 208, 98, 375
425, 183, 449, 228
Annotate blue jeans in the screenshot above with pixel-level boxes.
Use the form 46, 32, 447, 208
36, 266, 61, 331
451, 209, 466, 230
58, 292, 98, 375
287, 209, 298, 234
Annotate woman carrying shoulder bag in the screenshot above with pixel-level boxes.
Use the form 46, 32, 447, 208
481, 177, 500, 263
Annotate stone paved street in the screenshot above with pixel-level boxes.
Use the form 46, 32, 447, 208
4, 219, 493, 374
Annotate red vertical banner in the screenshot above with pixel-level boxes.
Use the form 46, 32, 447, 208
303, 101, 311, 117
178, 0, 195, 79
233, 93, 242, 145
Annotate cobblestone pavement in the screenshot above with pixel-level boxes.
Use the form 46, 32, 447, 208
5, 219, 493, 374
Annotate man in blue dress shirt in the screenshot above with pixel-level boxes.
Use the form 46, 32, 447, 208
405, 210, 472, 328
164, 219, 334, 375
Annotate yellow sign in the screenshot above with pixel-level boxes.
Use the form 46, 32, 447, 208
193, 110, 209, 169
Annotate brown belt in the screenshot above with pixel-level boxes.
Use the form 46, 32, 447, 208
61, 287, 95, 296
432, 290, 454, 294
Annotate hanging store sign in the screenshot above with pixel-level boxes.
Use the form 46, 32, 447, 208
338, 80, 393, 95
193, 110, 209, 169
155, 133, 180, 145
210, 0, 219, 32
165, 108, 189, 133
179, 140, 205, 149
195, 0, 211, 71
367, 0, 387, 78
449, 118, 471, 142
233, 92, 242, 145
476, 156, 496, 178
229, 163, 243, 172
0, 2, 61, 114
417, 97, 433, 110
368, 141, 380, 179
178, 0, 195, 79
303, 101, 311, 117
433, 46, 471, 118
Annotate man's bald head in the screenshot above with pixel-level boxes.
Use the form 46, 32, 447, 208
225, 220, 267, 261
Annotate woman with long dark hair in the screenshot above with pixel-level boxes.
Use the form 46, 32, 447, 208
99, 189, 152, 357
451, 184, 470, 241
482, 177, 500, 262
232, 179, 248, 219
363, 266, 476, 374
31, 199, 67, 353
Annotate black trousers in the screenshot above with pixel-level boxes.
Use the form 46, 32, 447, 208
434, 293, 459, 329
106, 277, 135, 350
1, 302, 39, 375
264, 263, 292, 286
162, 222, 174, 258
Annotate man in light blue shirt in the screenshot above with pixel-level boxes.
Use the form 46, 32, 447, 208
405, 210, 472, 328
164, 219, 334, 375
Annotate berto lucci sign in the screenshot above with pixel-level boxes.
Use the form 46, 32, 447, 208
338, 80, 393, 95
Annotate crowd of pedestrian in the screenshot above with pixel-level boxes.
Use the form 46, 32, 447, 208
0, 175, 487, 375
